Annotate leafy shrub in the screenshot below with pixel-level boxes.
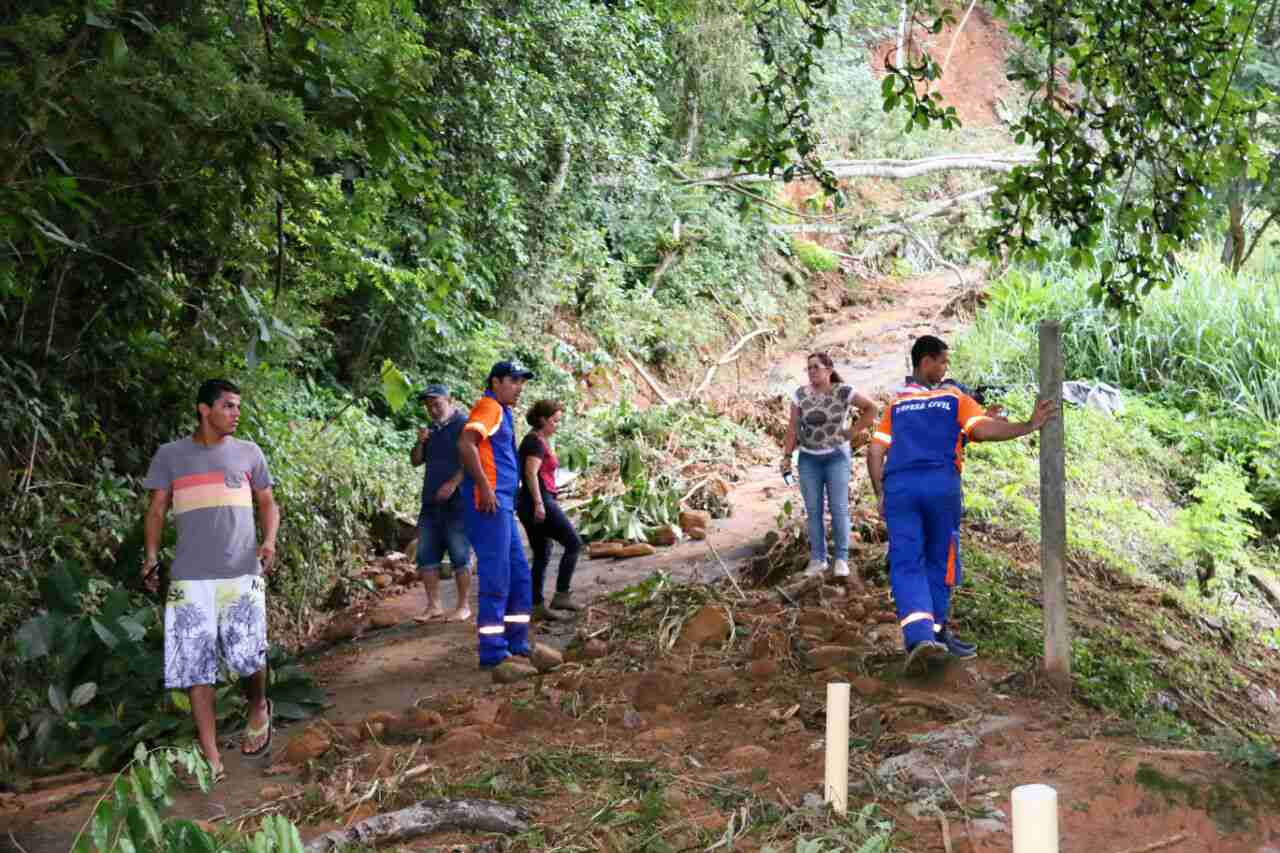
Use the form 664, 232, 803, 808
791, 238, 839, 273
1172, 461, 1263, 592
11, 561, 325, 773
575, 475, 682, 543
72, 742, 306, 853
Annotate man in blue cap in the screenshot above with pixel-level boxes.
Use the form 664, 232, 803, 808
457, 361, 538, 682
411, 383, 472, 623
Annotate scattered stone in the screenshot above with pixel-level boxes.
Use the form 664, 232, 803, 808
854, 708, 882, 734
851, 676, 886, 698
802, 792, 824, 810
723, 745, 770, 768
633, 672, 684, 711
432, 727, 486, 756
531, 642, 564, 673
806, 645, 860, 670
845, 601, 867, 620
588, 541, 627, 559
259, 784, 287, 800
491, 658, 538, 684
372, 573, 394, 589
397, 707, 445, 736
581, 638, 608, 660
397, 569, 419, 586
874, 611, 897, 624
637, 727, 684, 744
616, 542, 657, 558
748, 659, 779, 680
467, 699, 502, 726
623, 641, 649, 658
647, 525, 680, 547
749, 630, 788, 659
368, 607, 401, 629
329, 723, 363, 745
322, 614, 367, 643
676, 605, 731, 648
623, 709, 644, 730
797, 610, 840, 629
284, 724, 332, 763
678, 510, 711, 536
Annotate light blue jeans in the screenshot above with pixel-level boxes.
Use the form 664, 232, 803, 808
798, 448, 851, 563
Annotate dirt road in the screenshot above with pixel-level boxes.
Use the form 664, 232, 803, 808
0, 270, 972, 851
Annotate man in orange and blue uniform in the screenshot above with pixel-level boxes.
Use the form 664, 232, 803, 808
458, 361, 537, 679
868, 336, 1056, 673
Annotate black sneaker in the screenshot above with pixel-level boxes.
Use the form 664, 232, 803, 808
904, 640, 948, 674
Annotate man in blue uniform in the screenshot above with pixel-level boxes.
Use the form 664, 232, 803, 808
867, 336, 1056, 673
457, 361, 537, 682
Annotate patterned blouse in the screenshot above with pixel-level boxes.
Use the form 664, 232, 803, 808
793, 383, 856, 454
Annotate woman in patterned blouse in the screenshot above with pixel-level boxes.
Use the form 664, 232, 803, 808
780, 352, 877, 580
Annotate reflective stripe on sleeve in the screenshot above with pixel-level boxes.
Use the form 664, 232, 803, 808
478, 625, 505, 635
873, 431, 893, 445
962, 415, 990, 434
465, 420, 501, 437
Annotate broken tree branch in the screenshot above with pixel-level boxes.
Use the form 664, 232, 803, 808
865, 186, 996, 235
876, 223, 966, 287
303, 798, 530, 852
941, 0, 980, 77
690, 327, 772, 396
624, 351, 677, 406
688, 154, 1032, 186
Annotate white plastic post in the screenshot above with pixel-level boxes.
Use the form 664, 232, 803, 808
1011, 783, 1059, 853
824, 683, 850, 815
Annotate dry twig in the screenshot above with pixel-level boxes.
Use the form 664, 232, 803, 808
1111, 834, 1187, 853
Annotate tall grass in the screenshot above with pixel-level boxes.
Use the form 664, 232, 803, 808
956, 244, 1280, 421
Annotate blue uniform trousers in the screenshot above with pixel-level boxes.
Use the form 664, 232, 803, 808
884, 467, 963, 649
464, 506, 532, 666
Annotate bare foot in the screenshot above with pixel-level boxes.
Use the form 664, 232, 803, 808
414, 606, 445, 624
446, 608, 472, 622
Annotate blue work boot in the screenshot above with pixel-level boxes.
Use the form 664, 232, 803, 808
904, 640, 948, 674
938, 628, 977, 659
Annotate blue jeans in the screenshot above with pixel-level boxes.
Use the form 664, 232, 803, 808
798, 448, 851, 563
416, 503, 471, 572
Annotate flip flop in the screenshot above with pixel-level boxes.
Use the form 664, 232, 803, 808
413, 611, 445, 624
241, 699, 273, 758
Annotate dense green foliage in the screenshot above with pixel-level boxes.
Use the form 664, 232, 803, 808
0, 0, 815, 774
956, 246, 1280, 531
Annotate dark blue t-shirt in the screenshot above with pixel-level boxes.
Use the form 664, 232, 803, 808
419, 411, 467, 513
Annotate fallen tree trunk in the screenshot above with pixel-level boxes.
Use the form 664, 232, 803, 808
624, 351, 677, 406
691, 154, 1032, 185
303, 798, 530, 852
866, 186, 996, 235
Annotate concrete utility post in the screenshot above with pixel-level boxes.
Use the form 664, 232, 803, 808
1039, 321, 1071, 691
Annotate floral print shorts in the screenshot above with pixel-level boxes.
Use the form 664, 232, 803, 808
163, 575, 267, 689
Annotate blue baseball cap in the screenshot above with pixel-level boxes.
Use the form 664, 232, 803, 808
416, 383, 450, 401
487, 361, 535, 381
